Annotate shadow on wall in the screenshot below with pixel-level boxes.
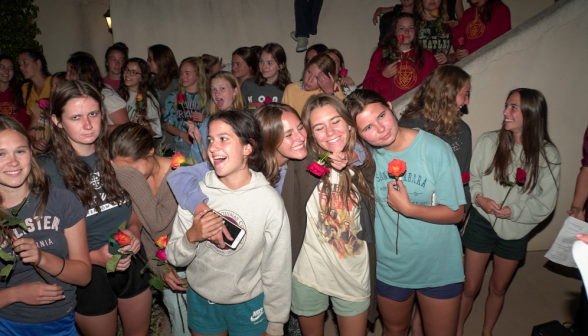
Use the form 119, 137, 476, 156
392, 0, 588, 251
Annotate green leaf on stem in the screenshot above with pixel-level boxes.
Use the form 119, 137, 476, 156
0, 264, 13, 278
0, 250, 14, 262
11, 197, 27, 217
140, 263, 150, 275
149, 276, 166, 292
106, 254, 122, 273
117, 221, 127, 231
162, 267, 171, 275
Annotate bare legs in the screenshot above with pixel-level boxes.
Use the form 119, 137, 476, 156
298, 309, 368, 336
457, 248, 520, 336
76, 288, 152, 336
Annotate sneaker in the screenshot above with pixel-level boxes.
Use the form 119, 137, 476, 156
296, 37, 309, 52
290, 31, 298, 42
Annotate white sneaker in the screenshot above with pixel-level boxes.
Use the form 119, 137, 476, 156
290, 31, 298, 42
296, 37, 309, 52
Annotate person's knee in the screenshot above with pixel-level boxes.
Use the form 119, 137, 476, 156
462, 281, 481, 298
488, 280, 508, 297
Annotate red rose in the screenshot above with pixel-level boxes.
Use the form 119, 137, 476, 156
458, 36, 465, 46
38, 98, 50, 109
398, 34, 404, 43
340, 68, 348, 77
177, 93, 185, 103
388, 159, 407, 179
264, 96, 272, 104
114, 231, 132, 246
516, 168, 527, 184
461, 172, 470, 184
171, 152, 186, 170
306, 162, 330, 178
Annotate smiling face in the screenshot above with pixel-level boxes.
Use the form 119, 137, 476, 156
211, 77, 238, 112
232, 54, 251, 79
396, 17, 416, 46
107, 50, 125, 76
0, 129, 32, 192
355, 102, 399, 148
456, 81, 471, 112
51, 97, 101, 153
207, 120, 252, 178
123, 62, 142, 91
310, 105, 351, 154
0, 59, 14, 85
303, 64, 323, 91
423, 0, 441, 11
259, 52, 280, 84
180, 63, 198, 92
503, 92, 523, 135
18, 53, 41, 80
276, 111, 307, 165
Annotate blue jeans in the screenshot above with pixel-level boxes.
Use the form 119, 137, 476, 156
162, 271, 190, 336
294, 0, 323, 37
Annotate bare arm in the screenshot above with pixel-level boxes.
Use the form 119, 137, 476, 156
455, 0, 465, 21
107, 107, 130, 133
568, 166, 588, 221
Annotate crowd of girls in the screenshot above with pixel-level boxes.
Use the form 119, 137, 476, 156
0, 2, 562, 334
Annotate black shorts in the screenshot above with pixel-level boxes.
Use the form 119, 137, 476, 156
76, 252, 151, 316
462, 207, 528, 261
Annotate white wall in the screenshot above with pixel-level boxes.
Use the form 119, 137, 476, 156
35, 0, 112, 74
392, 0, 588, 250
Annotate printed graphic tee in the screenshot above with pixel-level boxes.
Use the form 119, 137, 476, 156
373, 130, 465, 288
0, 186, 86, 323
293, 171, 370, 302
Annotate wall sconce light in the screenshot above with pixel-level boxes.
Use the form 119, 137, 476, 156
104, 9, 112, 33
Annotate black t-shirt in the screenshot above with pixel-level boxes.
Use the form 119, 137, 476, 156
399, 116, 472, 211
0, 186, 86, 323
418, 20, 452, 55
39, 153, 132, 251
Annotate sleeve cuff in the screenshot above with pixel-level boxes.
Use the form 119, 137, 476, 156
266, 322, 284, 336
180, 232, 199, 252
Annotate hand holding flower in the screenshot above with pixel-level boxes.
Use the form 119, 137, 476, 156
119, 229, 141, 255
328, 152, 349, 171
382, 61, 399, 79
386, 179, 412, 215
494, 206, 512, 219
162, 268, 188, 291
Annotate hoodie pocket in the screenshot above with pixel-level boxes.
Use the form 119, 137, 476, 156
192, 258, 247, 296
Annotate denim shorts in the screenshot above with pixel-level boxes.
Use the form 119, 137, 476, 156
376, 279, 463, 302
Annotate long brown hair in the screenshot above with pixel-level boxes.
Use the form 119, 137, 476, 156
47, 80, 126, 210
479, 0, 499, 25
67, 53, 105, 92
414, 0, 450, 34
0, 116, 49, 220
117, 57, 158, 130
401, 65, 470, 137
175, 57, 209, 109
0, 55, 25, 110
301, 94, 371, 211
148, 44, 179, 90
379, 13, 425, 69
484, 88, 558, 193
254, 103, 300, 187
255, 43, 291, 91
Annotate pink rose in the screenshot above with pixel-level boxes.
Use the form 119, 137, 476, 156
340, 68, 348, 77
155, 249, 167, 262
38, 98, 50, 109
306, 162, 330, 178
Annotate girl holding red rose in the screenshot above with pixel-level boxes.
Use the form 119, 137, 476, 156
458, 89, 561, 336
451, 0, 511, 61
363, 13, 438, 102
38, 80, 152, 336
345, 89, 466, 336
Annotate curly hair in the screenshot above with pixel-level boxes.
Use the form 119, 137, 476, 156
401, 65, 470, 137
255, 43, 291, 91
379, 13, 425, 69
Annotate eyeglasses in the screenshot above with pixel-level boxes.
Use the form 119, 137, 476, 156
123, 68, 142, 76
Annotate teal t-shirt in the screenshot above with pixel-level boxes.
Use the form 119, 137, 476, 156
373, 130, 465, 288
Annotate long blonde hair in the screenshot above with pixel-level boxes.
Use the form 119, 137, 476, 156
301, 94, 371, 212
174, 57, 208, 109
209, 71, 245, 115
401, 65, 470, 137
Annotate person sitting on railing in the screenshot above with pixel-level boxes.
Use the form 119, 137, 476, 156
451, 0, 511, 62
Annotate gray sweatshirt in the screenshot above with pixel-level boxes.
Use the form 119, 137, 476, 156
166, 170, 292, 335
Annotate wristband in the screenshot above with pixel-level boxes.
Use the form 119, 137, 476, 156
52, 258, 66, 277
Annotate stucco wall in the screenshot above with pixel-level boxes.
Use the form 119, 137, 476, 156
392, 0, 588, 250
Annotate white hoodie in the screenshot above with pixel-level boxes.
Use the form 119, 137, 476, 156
166, 170, 292, 335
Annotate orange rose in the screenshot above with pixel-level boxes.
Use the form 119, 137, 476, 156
136, 93, 143, 102
155, 234, 168, 249
114, 231, 132, 246
431, 9, 439, 18
171, 152, 186, 170
388, 159, 407, 179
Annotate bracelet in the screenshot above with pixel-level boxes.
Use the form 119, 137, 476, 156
52, 258, 66, 277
